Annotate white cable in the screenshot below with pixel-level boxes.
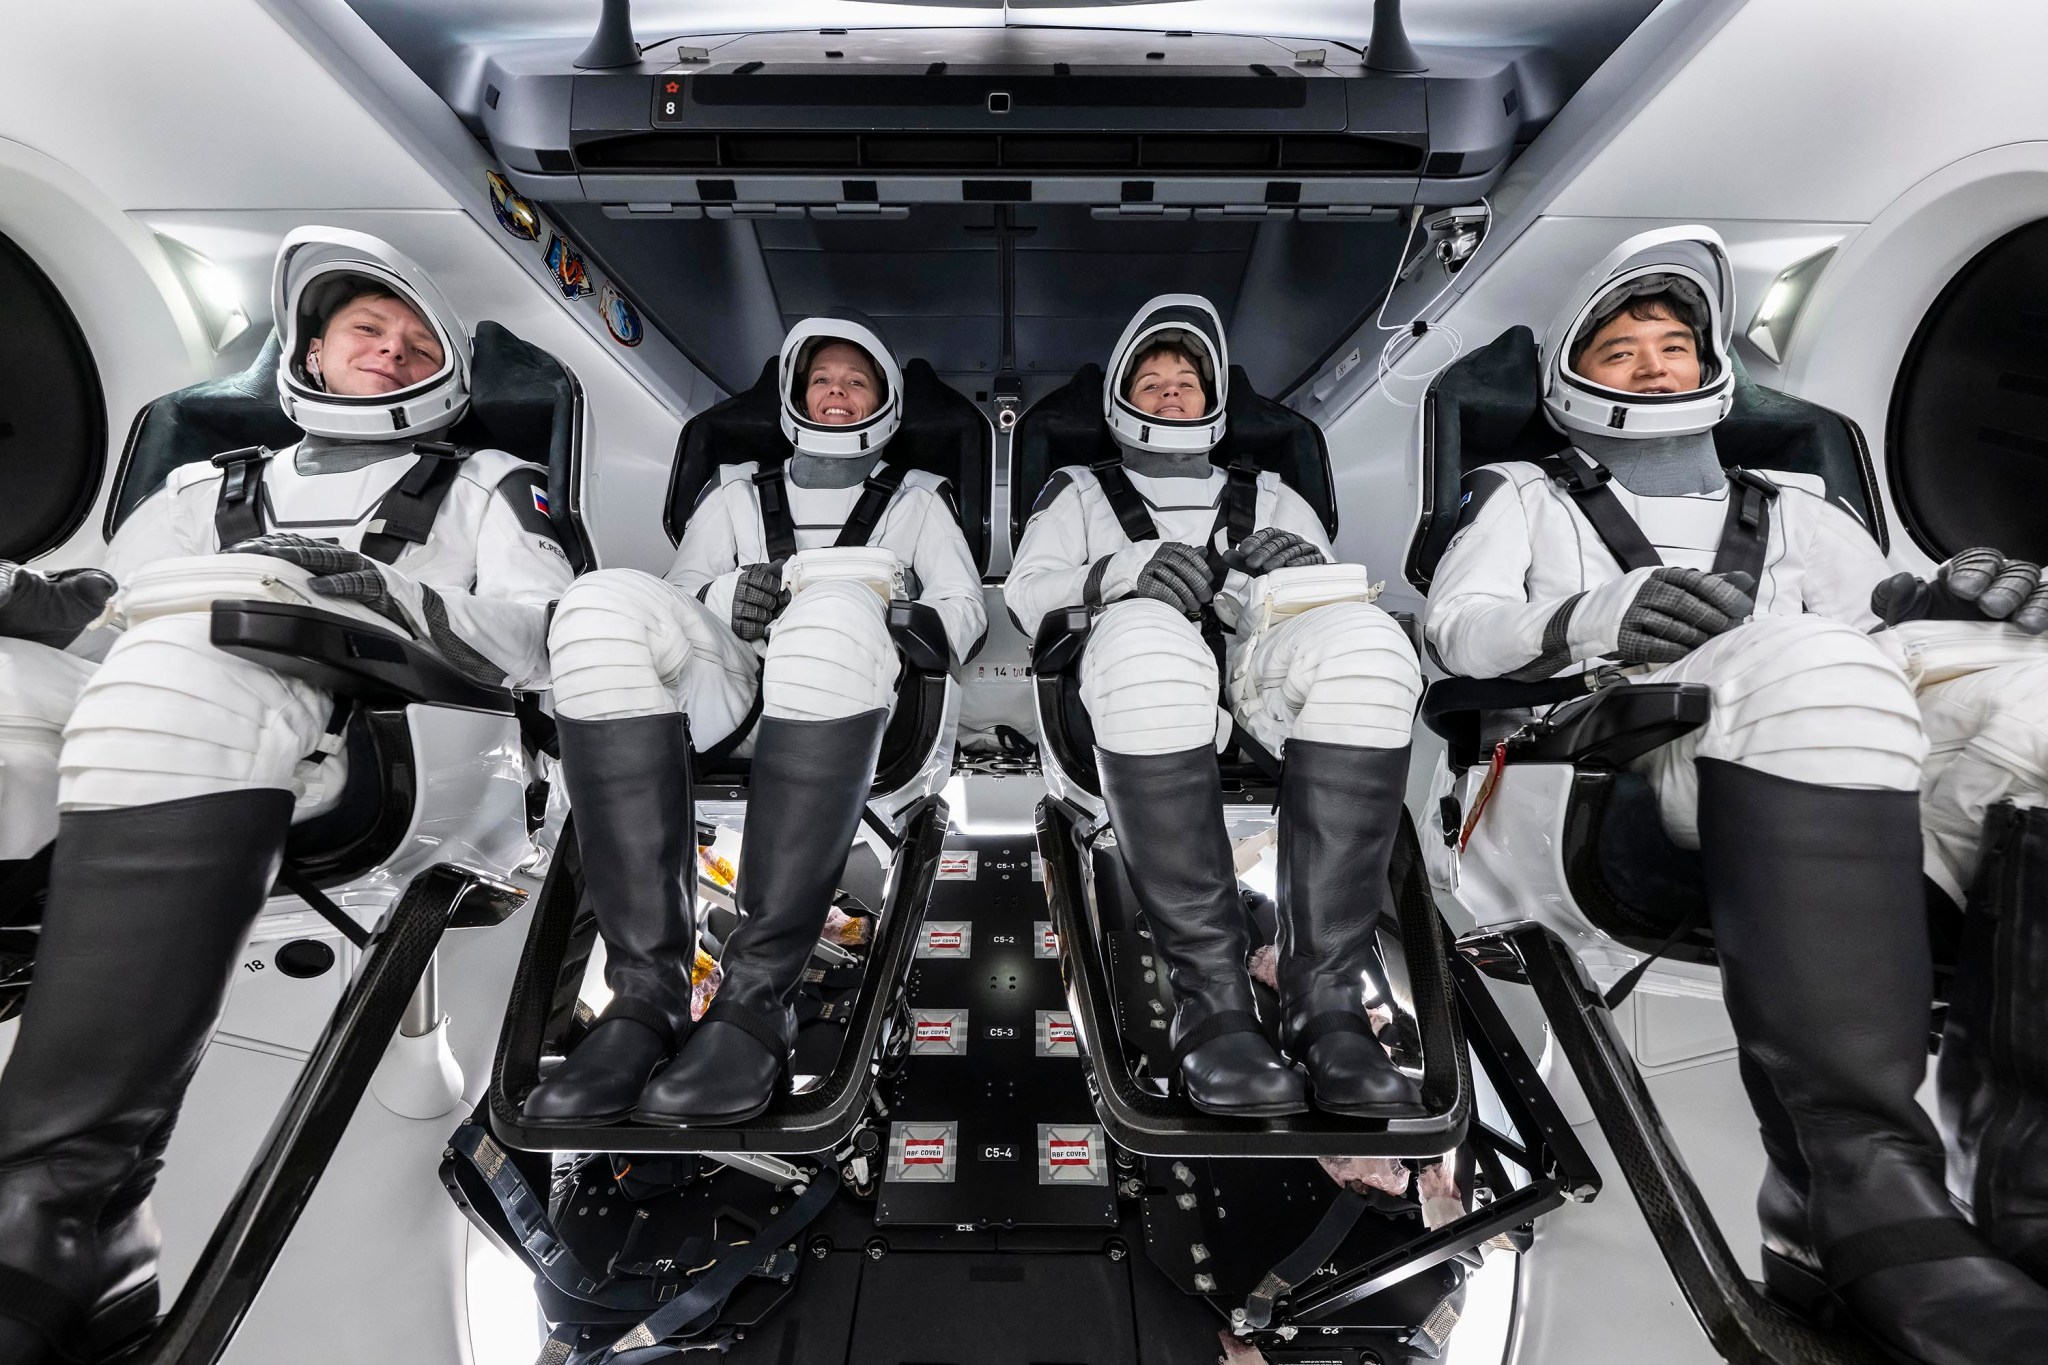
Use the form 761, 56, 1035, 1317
1363, 197, 1494, 404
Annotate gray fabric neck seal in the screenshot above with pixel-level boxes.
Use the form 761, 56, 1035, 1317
1120, 448, 1215, 481
787, 453, 872, 490
294, 435, 421, 476
1574, 428, 1725, 497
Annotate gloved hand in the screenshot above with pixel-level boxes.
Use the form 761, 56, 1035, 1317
729, 562, 789, 642
1098, 541, 1214, 617
1563, 565, 1756, 667
0, 562, 117, 648
1871, 547, 2048, 634
1232, 527, 1327, 576
228, 532, 423, 635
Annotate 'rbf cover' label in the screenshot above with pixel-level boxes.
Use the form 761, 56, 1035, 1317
936, 851, 978, 880
1033, 921, 1059, 959
910, 1008, 968, 1056
1035, 1010, 1079, 1057
887, 1121, 958, 1183
917, 921, 972, 959
1037, 1124, 1107, 1185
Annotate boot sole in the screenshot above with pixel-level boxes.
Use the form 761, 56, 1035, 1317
1186, 1095, 1311, 1119
1758, 1248, 1924, 1365
629, 1096, 775, 1128
1309, 1094, 1428, 1120
518, 1106, 636, 1129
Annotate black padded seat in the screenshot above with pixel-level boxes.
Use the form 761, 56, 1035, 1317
663, 356, 992, 793
1012, 364, 1337, 800
104, 321, 586, 886
111, 323, 591, 568
1410, 325, 1883, 947
1406, 325, 1881, 593
665, 357, 993, 573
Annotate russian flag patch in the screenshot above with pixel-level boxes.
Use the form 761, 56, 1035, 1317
531, 487, 551, 517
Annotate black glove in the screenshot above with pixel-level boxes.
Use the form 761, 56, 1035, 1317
1129, 542, 1216, 617
1233, 527, 1328, 576
0, 563, 117, 648
228, 532, 416, 635
1872, 547, 2048, 634
730, 562, 789, 642
1607, 566, 1755, 666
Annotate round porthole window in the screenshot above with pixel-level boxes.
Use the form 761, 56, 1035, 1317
1889, 219, 2048, 561
0, 231, 106, 561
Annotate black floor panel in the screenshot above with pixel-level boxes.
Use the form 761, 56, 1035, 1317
846, 1252, 1139, 1365
875, 835, 1115, 1229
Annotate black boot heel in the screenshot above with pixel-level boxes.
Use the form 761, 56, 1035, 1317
1759, 1246, 1830, 1319
88, 1277, 161, 1360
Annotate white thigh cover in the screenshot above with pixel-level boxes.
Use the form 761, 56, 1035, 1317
1079, 597, 1224, 756
761, 579, 896, 723
1917, 654, 2048, 902
1633, 614, 1926, 848
0, 640, 98, 857
1228, 601, 1422, 754
59, 613, 334, 812
549, 568, 761, 745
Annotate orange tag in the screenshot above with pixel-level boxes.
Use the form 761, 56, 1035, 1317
698, 847, 736, 890
1458, 741, 1509, 852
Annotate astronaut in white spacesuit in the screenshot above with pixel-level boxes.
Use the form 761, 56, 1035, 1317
1425, 227, 2048, 1361
527, 314, 984, 1129
0, 228, 572, 1363
1006, 296, 1423, 1120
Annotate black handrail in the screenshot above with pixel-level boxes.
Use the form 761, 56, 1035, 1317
139, 864, 524, 1365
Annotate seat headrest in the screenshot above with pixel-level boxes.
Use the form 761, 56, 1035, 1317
111, 321, 587, 567
1008, 362, 1336, 548
665, 357, 993, 573
1405, 325, 1882, 590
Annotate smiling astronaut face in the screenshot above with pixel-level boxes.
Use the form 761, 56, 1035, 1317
804, 342, 881, 425
304, 290, 445, 398
1571, 298, 1703, 396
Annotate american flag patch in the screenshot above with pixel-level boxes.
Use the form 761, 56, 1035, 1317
531, 487, 551, 517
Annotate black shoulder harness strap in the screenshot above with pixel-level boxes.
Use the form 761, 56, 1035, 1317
360, 442, 472, 565
1538, 451, 1662, 571
753, 460, 911, 564
1711, 468, 1780, 585
1539, 451, 1778, 583
1089, 456, 1260, 552
210, 446, 272, 547
212, 441, 473, 566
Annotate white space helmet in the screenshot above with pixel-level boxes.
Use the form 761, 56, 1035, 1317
1105, 294, 1229, 457
272, 227, 469, 441
1541, 226, 1736, 441
777, 313, 903, 458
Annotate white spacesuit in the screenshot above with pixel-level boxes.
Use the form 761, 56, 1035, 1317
525, 314, 984, 1130
1007, 295, 1423, 1119
1425, 227, 2048, 1361
0, 228, 571, 1365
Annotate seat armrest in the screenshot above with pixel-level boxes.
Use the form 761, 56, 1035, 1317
1510, 683, 1710, 768
888, 599, 951, 675
210, 600, 514, 715
1031, 606, 1093, 676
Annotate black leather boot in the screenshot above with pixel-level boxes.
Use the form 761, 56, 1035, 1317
1274, 741, 1423, 1117
1096, 746, 1306, 1118
1939, 802, 2048, 1286
1696, 760, 2048, 1364
0, 791, 293, 1365
635, 710, 887, 1127
522, 713, 697, 1126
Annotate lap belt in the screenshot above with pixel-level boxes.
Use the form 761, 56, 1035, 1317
1536, 451, 1778, 584
752, 460, 909, 564
212, 442, 473, 565
1240, 1190, 1370, 1330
